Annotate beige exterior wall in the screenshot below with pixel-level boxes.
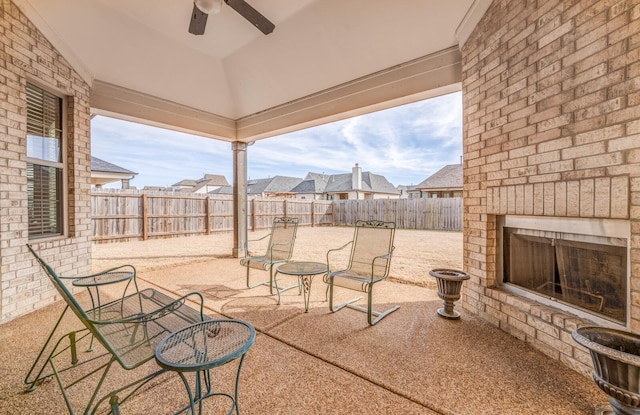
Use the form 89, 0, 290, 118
0, 2, 92, 322
461, 0, 640, 376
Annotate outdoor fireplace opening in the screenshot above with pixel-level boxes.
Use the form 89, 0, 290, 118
501, 217, 629, 324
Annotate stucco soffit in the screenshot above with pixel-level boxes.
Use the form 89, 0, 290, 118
90, 80, 237, 142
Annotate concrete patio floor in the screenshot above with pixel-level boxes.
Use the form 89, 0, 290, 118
0, 230, 611, 414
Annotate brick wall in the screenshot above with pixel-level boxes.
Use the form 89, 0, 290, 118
0, 1, 92, 322
461, 0, 640, 376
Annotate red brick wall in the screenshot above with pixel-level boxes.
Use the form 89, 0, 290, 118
461, 0, 640, 376
0, 1, 92, 321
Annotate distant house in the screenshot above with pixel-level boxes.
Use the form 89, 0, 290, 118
291, 173, 330, 200
410, 164, 463, 198
91, 156, 137, 189
171, 174, 229, 193
322, 164, 400, 200
175, 166, 398, 200
171, 179, 198, 192
192, 174, 229, 194
396, 184, 415, 199
247, 176, 303, 198
208, 185, 233, 196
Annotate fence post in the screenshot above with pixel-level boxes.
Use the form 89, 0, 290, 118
283, 199, 287, 217
311, 201, 315, 227
251, 198, 256, 231
141, 194, 148, 240
205, 196, 211, 235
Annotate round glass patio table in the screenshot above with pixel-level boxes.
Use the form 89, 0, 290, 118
155, 319, 255, 415
275, 261, 328, 312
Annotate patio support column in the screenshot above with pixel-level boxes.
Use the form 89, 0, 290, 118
232, 142, 248, 258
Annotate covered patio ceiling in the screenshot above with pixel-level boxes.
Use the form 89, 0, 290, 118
15, 0, 488, 142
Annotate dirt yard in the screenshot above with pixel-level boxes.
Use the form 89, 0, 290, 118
92, 226, 463, 287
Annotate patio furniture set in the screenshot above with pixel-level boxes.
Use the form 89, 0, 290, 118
25, 245, 254, 415
241, 217, 469, 323
241, 217, 402, 325
23, 217, 469, 414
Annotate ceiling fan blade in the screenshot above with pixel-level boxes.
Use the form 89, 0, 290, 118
188, 3, 209, 35
225, 0, 275, 35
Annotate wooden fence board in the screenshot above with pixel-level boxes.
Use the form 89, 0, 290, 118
91, 190, 460, 243
331, 198, 462, 230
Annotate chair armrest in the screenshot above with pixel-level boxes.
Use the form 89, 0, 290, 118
369, 246, 395, 280
326, 241, 353, 271
84, 264, 136, 278
244, 233, 271, 257
88, 291, 205, 325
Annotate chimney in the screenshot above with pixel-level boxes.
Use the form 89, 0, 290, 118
352, 163, 362, 190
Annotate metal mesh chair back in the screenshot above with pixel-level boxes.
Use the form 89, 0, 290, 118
324, 220, 399, 324
27, 244, 93, 329
347, 221, 395, 280
27, 244, 205, 369
265, 217, 298, 261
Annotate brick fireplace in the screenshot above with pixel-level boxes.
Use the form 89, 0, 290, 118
459, 0, 640, 376
501, 215, 629, 325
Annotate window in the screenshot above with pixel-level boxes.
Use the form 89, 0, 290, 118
26, 83, 65, 239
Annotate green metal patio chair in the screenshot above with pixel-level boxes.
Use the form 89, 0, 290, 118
324, 220, 400, 325
240, 217, 298, 293
25, 244, 207, 415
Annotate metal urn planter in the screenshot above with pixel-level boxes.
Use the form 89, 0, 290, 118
572, 326, 640, 415
429, 268, 469, 319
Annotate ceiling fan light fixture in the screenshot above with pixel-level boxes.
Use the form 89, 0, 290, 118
194, 0, 222, 15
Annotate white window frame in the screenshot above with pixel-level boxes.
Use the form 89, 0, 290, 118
26, 81, 68, 240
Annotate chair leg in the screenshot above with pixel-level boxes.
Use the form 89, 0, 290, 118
245, 266, 270, 289
327, 281, 361, 313
327, 282, 399, 325
24, 305, 70, 391
365, 288, 400, 326
272, 269, 302, 304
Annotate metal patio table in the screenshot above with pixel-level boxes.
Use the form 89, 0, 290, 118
155, 319, 255, 415
72, 269, 137, 310
275, 261, 328, 312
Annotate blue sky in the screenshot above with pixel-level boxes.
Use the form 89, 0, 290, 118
91, 91, 462, 189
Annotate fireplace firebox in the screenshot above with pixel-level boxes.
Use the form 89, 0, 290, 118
501, 217, 629, 325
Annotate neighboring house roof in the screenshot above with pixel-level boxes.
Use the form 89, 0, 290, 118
292, 173, 330, 193
291, 179, 320, 193
414, 164, 462, 190
172, 179, 198, 187
91, 156, 137, 187
208, 185, 233, 195
247, 176, 302, 194
91, 156, 136, 175
171, 174, 229, 191
192, 174, 230, 192
323, 172, 399, 195
203, 174, 229, 185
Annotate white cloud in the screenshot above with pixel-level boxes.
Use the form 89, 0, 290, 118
91, 91, 462, 188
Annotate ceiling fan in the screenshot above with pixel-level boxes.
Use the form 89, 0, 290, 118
189, 0, 275, 36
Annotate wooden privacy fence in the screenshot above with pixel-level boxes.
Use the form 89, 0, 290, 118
91, 190, 333, 243
91, 190, 462, 243
332, 198, 463, 231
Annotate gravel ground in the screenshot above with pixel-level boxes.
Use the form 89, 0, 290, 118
92, 226, 463, 287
